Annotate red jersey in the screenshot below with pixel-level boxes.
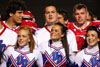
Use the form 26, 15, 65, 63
67, 21, 100, 50
0, 20, 38, 33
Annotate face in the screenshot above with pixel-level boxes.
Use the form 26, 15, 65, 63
86, 30, 99, 47
57, 13, 65, 25
73, 8, 87, 25
17, 29, 30, 47
51, 25, 64, 42
10, 10, 24, 24
45, 6, 58, 23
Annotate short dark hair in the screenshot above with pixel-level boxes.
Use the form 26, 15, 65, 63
6, 0, 26, 18
57, 9, 69, 20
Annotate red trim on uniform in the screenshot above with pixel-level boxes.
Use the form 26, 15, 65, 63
45, 26, 51, 33
10, 56, 17, 67
83, 60, 91, 67
0, 27, 6, 36
44, 52, 66, 67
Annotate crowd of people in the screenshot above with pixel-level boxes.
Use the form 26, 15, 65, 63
0, 0, 100, 67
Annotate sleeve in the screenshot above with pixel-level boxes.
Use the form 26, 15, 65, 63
36, 51, 43, 67
67, 30, 78, 52
33, 35, 38, 48
74, 50, 84, 67
0, 47, 10, 67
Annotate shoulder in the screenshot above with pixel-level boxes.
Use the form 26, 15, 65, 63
67, 29, 75, 38
6, 28, 17, 34
67, 22, 74, 26
67, 29, 74, 35
35, 27, 45, 34
5, 45, 14, 52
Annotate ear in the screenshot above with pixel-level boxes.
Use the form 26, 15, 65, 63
28, 39, 30, 42
61, 33, 64, 37
98, 38, 100, 41
9, 13, 14, 17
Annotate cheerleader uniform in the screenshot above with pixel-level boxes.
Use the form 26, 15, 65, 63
40, 41, 74, 67
0, 45, 43, 67
75, 45, 100, 67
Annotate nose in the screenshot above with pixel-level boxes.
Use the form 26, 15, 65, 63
49, 12, 52, 16
78, 14, 81, 18
18, 36, 23, 40
88, 35, 93, 40
21, 13, 24, 17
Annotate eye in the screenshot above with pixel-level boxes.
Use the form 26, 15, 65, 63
86, 34, 89, 37
45, 11, 49, 14
55, 29, 58, 32
91, 34, 95, 37
18, 35, 21, 37
74, 13, 79, 15
81, 12, 85, 14
23, 35, 27, 37
51, 11, 56, 13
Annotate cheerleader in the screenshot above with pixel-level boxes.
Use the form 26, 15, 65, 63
0, 26, 43, 67
39, 22, 76, 67
75, 25, 100, 67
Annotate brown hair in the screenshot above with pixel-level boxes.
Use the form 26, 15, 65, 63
15, 26, 35, 52
73, 3, 87, 13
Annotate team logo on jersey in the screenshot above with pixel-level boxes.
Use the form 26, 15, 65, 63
16, 55, 28, 66
82, 56, 100, 67
90, 56, 100, 66
51, 50, 63, 64
0, 40, 6, 52
43, 50, 66, 67
8, 53, 36, 67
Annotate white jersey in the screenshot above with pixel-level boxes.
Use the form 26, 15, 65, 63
0, 27, 17, 52
0, 45, 43, 67
75, 45, 100, 67
35, 27, 50, 47
35, 26, 78, 53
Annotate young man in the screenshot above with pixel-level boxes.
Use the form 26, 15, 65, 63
35, 5, 58, 46
1, 0, 38, 33
67, 3, 100, 50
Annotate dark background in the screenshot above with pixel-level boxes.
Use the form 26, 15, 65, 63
0, 0, 99, 27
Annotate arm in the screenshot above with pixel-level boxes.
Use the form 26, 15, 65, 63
67, 30, 78, 55
0, 47, 10, 67
36, 51, 43, 67
74, 50, 84, 67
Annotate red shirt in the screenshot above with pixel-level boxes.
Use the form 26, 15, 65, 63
67, 21, 100, 50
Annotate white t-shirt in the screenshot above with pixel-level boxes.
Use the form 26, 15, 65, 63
0, 27, 17, 52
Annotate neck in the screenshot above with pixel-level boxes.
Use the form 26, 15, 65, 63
87, 44, 98, 49
75, 21, 88, 29
0, 23, 3, 29
6, 18, 17, 27
46, 22, 56, 29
